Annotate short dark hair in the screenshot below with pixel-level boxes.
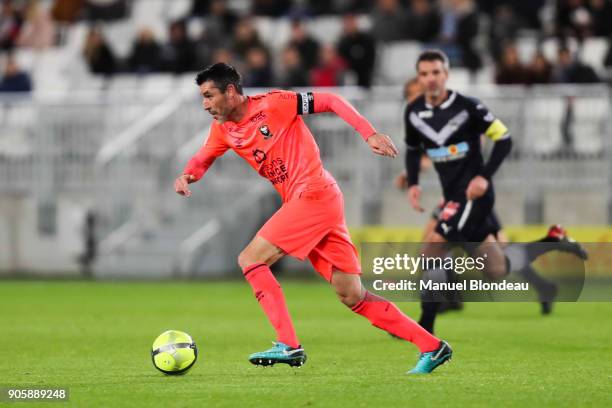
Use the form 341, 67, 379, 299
195, 63, 243, 94
416, 49, 450, 71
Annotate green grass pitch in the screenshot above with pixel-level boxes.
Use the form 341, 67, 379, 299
0, 280, 610, 407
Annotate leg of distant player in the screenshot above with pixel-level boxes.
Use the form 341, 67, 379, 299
419, 232, 508, 334
422, 209, 464, 316
503, 225, 587, 314
421, 218, 438, 242
418, 232, 448, 334
507, 225, 588, 264
237, 236, 300, 349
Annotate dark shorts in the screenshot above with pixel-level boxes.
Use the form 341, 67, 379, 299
432, 205, 502, 236
434, 187, 497, 242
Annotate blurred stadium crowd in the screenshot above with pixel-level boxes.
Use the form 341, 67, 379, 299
0, 0, 611, 92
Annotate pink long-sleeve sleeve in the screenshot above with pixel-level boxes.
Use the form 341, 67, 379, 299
312, 92, 377, 141
183, 124, 229, 181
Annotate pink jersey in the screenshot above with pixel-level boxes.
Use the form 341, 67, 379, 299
184, 90, 375, 203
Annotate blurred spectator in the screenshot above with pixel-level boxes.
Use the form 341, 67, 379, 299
495, 44, 530, 84
340, 0, 374, 14
203, 0, 239, 44
84, 0, 128, 22
310, 44, 347, 87
488, 5, 520, 61
553, 46, 600, 83
211, 46, 233, 64
371, 0, 409, 43
190, 0, 211, 16
406, 0, 441, 42
77, 210, 97, 279
590, 0, 612, 37
128, 27, 161, 74
478, 0, 545, 29
51, 0, 83, 23
17, 0, 56, 50
160, 20, 198, 74
287, 19, 320, 70
337, 14, 376, 87
555, 0, 595, 40
83, 26, 116, 76
305, 0, 336, 15
252, 0, 292, 17
278, 45, 309, 88
0, 55, 33, 92
243, 46, 274, 87
528, 52, 553, 84
232, 17, 267, 62
0, 0, 23, 51
440, 0, 482, 72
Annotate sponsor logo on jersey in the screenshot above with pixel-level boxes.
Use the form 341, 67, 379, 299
260, 158, 289, 185
418, 110, 433, 119
426, 141, 469, 163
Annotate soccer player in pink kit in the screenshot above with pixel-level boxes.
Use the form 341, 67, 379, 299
175, 63, 452, 374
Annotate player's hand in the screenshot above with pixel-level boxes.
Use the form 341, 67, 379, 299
367, 133, 398, 158
174, 174, 196, 197
394, 171, 408, 190
466, 175, 488, 200
407, 185, 424, 212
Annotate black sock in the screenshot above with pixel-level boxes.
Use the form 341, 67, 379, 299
419, 301, 440, 334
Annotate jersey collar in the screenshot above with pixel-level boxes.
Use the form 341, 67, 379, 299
425, 90, 456, 110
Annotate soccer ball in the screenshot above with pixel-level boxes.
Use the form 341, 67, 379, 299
151, 330, 198, 375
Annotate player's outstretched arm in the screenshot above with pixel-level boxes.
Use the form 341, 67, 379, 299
175, 125, 229, 198
310, 92, 397, 158
175, 153, 215, 198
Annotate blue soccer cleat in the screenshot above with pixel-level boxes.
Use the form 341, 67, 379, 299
249, 342, 307, 367
408, 340, 452, 374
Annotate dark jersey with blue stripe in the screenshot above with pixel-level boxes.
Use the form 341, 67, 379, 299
404, 90, 509, 199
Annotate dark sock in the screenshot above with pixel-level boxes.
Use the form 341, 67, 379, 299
418, 268, 447, 334
419, 301, 440, 334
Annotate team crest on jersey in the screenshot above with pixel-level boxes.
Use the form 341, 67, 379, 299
259, 124, 273, 139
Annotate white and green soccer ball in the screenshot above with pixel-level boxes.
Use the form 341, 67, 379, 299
151, 330, 198, 375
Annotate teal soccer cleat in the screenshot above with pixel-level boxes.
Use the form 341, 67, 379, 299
408, 340, 452, 374
249, 342, 307, 367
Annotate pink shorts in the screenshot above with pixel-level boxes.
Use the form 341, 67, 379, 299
257, 184, 361, 281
